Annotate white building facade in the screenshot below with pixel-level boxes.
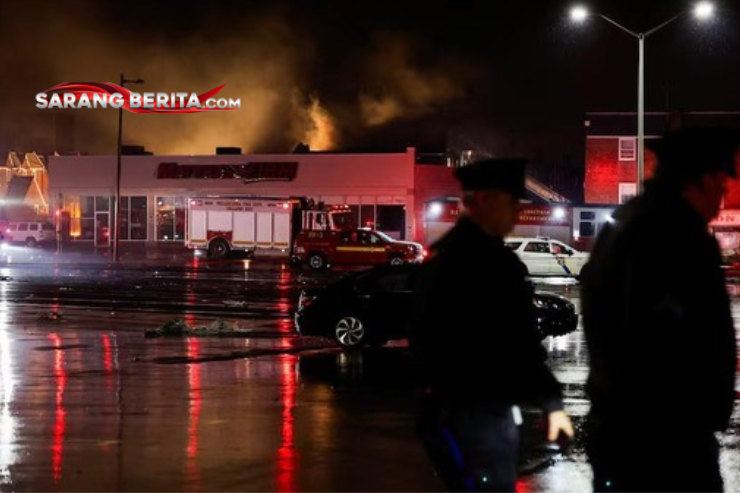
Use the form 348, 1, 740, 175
48, 149, 424, 249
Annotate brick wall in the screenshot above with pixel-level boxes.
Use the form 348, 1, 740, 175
584, 137, 657, 204
413, 165, 460, 244
585, 136, 740, 207
725, 169, 740, 208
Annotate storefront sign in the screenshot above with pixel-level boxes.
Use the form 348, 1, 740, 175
711, 210, 740, 227
156, 161, 298, 182
517, 205, 571, 226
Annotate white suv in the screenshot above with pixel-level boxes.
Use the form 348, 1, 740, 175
504, 236, 589, 278
5, 221, 57, 247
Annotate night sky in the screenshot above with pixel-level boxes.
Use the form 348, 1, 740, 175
2, 0, 739, 199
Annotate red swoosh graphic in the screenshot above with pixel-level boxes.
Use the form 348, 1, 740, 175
42, 82, 235, 113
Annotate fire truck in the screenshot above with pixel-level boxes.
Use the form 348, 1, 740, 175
185, 196, 352, 258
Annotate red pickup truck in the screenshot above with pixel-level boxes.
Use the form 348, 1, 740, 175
292, 229, 426, 270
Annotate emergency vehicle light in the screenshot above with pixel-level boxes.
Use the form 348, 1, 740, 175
427, 202, 443, 219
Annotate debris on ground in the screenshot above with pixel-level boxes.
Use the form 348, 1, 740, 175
145, 318, 249, 338
147, 318, 190, 336
222, 300, 247, 308
37, 311, 64, 323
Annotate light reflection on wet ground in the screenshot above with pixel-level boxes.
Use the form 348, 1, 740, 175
5, 322, 735, 492
0, 265, 737, 491
0, 322, 443, 491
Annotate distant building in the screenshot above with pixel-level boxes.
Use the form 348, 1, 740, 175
49, 147, 447, 248
583, 111, 740, 255
0, 152, 50, 220
47, 146, 572, 252
583, 111, 740, 205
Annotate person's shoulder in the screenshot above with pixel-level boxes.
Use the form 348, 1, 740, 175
424, 244, 467, 270
429, 227, 480, 259
611, 196, 673, 237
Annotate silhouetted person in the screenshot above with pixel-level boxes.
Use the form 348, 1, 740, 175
409, 157, 574, 492
582, 126, 740, 492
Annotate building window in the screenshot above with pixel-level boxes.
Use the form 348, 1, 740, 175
129, 197, 148, 240
61, 195, 112, 240
618, 138, 637, 161
619, 183, 637, 204
377, 205, 406, 239
95, 196, 110, 211
156, 196, 186, 241
120, 199, 130, 240
579, 222, 595, 237
346, 205, 361, 230
79, 197, 95, 240
116, 196, 148, 240
360, 205, 375, 229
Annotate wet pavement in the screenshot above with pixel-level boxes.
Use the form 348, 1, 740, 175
0, 326, 440, 491
0, 254, 737, 491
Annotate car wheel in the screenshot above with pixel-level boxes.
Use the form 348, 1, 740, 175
308, 253, 327, 270
208, 238, 230, 259
389, 256, 404, 266
334, 316, 366, 348
25, 237, 37, 248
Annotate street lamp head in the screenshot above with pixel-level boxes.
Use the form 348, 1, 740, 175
694, 1, 715, 20
570, 5, 589, 23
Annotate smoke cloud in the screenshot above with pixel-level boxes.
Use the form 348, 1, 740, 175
304, 95, 339, 151
358, 32, 471, 127
1, 1, 482, 155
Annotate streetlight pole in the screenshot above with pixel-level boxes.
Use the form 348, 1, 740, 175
113, 74, 144, 263
638, 33, 644, 192
570, 3, 716, 195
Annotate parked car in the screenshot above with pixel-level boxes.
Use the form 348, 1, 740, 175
294, 264, 578, 348
5, 221, 57, 247
504, 236, 589, 278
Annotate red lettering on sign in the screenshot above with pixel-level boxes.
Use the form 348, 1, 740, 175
155, 162, 298, 182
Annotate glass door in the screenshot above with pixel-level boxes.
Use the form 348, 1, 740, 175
95, 212, 110, 248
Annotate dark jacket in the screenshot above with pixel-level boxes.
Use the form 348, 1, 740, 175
582, 181, 737, 433
408, 216, 564, 413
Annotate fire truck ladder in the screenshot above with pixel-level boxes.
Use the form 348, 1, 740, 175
525, 176, 570, 204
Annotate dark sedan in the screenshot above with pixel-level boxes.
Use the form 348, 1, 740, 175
294, 264, 578, 348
